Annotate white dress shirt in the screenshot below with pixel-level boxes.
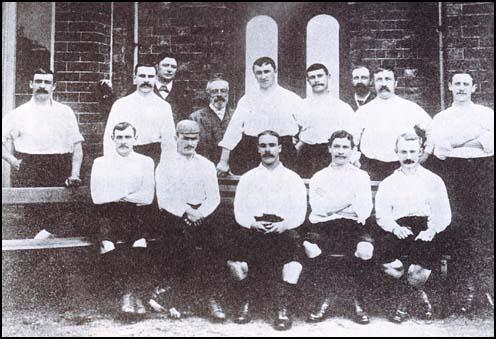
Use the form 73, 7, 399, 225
309, 163, 372, 225
297, 94, 359, 145
375, 165, 451, 233
219, 85, 302, 150
156, 80, 173, 100
209, 103, 226, 121
234, 163, 307, 230
103, 91, 176, 156
90, 151, 155, 205
155, 151, 220, 218
431, 102, 494, 159
356, 95, 433, 162
2, 98, 84, 154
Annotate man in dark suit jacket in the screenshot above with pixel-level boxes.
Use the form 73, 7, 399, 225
343, 66, 376, 111
154, 52, 192, 124
189, 77, 234, 165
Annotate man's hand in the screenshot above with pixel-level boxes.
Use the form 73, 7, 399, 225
65, 176, 82, 187
10, 158, 22, 171
216, 160, 230, 177
415, 229, 436, 242
250, 221, 272, 233
392, 226, 413, 240
264, 221, 287, 234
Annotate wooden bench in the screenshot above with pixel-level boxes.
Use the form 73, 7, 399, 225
2, 176, 379, 251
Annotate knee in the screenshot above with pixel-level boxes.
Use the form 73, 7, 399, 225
227, 260, 248, 281
382, 259, 404, 279
354, 241, 374, 260
407, 264, 431, 288
282, 261, 303, 285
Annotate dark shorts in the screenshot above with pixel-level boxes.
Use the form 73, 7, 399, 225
11, 152, 72, 187
360, 156, 398, 181
296, 143, 330, 179
303, 218, 374, 258
94, 202, 151, 244
134, 142, 161, 167
374, 216, 439, 270
230, 134, 297, 175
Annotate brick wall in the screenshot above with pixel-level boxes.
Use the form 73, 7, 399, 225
348, 2, 441, 114
46, 2, 493, 183
54, 2, 112, 179
444, 2, 494, 109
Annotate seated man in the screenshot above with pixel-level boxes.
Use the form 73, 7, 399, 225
2, 68, 84, 239
228, 130, 307, 331
90, 122, 155, 318
154, 120, 226, 322
304, 130, 374, 324
375, 132, 451, 323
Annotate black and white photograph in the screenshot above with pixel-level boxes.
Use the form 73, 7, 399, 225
2, 2, 494, 336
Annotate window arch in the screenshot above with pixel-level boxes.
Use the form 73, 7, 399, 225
306, 15, 340, 98
245, 15, 278, 94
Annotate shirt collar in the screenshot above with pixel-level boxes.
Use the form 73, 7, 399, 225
209, 103, 226, 118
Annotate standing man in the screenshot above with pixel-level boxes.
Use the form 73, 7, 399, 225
189, 77, 234, 164
343, 66, 376, 112
2, 68, 84, 238
356, 66, 433, 180
430, 72, 494, 314
295, 63, 358, 178
217, 57, 303, 175
154, 120, 226, 322
228, 130, 307, 330
103, 63, 176, 165
375, 132, 451, 323
304, 130, 374, 324
90, 121, 155, 318
154, 52, 192, 123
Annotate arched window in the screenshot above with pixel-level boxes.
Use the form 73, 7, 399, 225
306, 15, 340, 98
245, 15, 278, 94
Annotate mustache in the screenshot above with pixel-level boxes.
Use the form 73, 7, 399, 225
312, 83, 324, 87
379, 86, 390, 92
36, 89, 49, 94
214, 96, 226, 102
402, 159, 415, 164
140, 83, 152, 88
262, 153, 274, 158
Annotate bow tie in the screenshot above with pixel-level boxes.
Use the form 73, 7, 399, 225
159, 85, 169, 93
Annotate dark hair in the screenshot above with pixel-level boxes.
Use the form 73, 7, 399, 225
306, 63, 329, 76
257, 130, 280, 144
155, 51, 178, 66
449, 71, 474, 83
112, 122, 137, 136
328, 130, 355, 148
134, 63, 157, 75
253, 57, 277, 72
33, 68, 55, 83
373, 66, 396, 79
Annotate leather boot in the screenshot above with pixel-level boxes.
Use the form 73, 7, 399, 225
307, 297, 332, 323
353, 297, 370, 324
274, 306, 292, 331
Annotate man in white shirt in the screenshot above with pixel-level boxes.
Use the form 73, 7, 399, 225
189, 77, 234, 164
304, 130, 374, 324
356, 66, 433, 180
430, 72, 494, 314
103, 63, 176, 165
2, 68, 84, 239
375, 132, 451, 323
217, 57, 303, 175
154, 120, 226, 322
295, 63, 358, 178
90, 122, 155, 319
228, 130, 307, 330
343, 66, 376, 112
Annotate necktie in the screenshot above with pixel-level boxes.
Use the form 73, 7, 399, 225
357, 99, 364, 106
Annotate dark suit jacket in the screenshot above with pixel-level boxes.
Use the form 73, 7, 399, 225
155, 81, 192, 124
342, 91, 376, 112
189, 106, 234, 163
